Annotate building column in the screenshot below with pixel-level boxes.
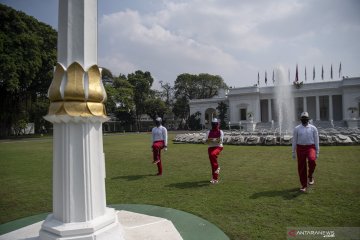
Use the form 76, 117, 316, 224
329, 95, 333, 121
316, 96, 320, 121
268, 99, 272, 121
303, 97, 307, 113
256, 98, 261, 123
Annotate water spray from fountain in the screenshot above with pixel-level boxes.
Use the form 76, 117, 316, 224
274, 66, 295, 138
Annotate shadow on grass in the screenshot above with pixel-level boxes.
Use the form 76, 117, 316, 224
250, 188, 303, 200
111, 174, 154, 181
166, 180, 210, 189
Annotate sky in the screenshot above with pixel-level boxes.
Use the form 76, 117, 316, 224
1, 0, 360, 89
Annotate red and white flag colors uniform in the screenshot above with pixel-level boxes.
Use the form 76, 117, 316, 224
151, 117, 168, 175
206, 118, 224, 183
292, 112, 319, 191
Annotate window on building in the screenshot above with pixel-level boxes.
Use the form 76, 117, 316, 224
240, 108, 247, 120
332, 95, 343, 121
319, 96, 329, 121
295, 97, 304, 119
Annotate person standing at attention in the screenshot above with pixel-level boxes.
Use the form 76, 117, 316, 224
151, 117, 168, 176
206, 118, 224, 184
292, 112, 319, 192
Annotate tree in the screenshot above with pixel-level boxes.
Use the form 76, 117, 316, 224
197, 73, 226, 99
101, 67, 113, 80
12, 119, 28, 136
127, 70, 154, 131
173, 73, 227, 128
29, 95, 52, 134
112, 77, 134, 110
104, 84, 117, 115
102, 69, 135, 129
0, 4, 57, 136
144, 98, 169, 121
113, 77, 135, 127
172, 96, 189, 129
159, 81, 174, 106
174, 73, 227, 100
101, 67, 114, 85
174, 73, 199, 100
216, 101, 228, 129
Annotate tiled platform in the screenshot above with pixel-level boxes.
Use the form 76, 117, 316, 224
0, 204, 229, 240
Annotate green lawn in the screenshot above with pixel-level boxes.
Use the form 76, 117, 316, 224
0, 133, 359, 239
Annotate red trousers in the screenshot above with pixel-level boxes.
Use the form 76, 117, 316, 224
208, 147, 223, 180
152, 140, 164, 174
296, 144, 317, 188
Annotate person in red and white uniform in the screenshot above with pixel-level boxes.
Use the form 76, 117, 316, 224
205, 118, 224, 184
151, 117, 168, 176
292, 112, 319, 192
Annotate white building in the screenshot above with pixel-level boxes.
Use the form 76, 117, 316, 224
189, 77, 360, 128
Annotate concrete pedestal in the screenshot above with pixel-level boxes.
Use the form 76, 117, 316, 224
0, 211, 183, 240
0, 204, 230, 240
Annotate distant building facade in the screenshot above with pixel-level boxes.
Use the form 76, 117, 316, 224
189, 77, 360, 128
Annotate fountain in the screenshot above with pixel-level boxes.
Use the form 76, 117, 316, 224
239, 121, 242, 135
172, 69, 360, 146
274, 66, 295, 137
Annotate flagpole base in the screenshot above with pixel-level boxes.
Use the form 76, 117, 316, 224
39, 208, 125, 240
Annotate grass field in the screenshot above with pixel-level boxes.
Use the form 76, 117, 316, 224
0, 133, 359, 239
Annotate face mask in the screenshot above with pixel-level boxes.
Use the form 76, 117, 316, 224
155, 121, 161, 127
211, 123, 219, 130
301, 119, 309, 125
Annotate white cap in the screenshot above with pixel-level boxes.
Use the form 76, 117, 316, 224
155, 117, 162, 122
211, 118, 219, 123
300, 112, 309, 118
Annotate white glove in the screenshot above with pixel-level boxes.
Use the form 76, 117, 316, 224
316, 153, 319, 159
292, 152, 296, 160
